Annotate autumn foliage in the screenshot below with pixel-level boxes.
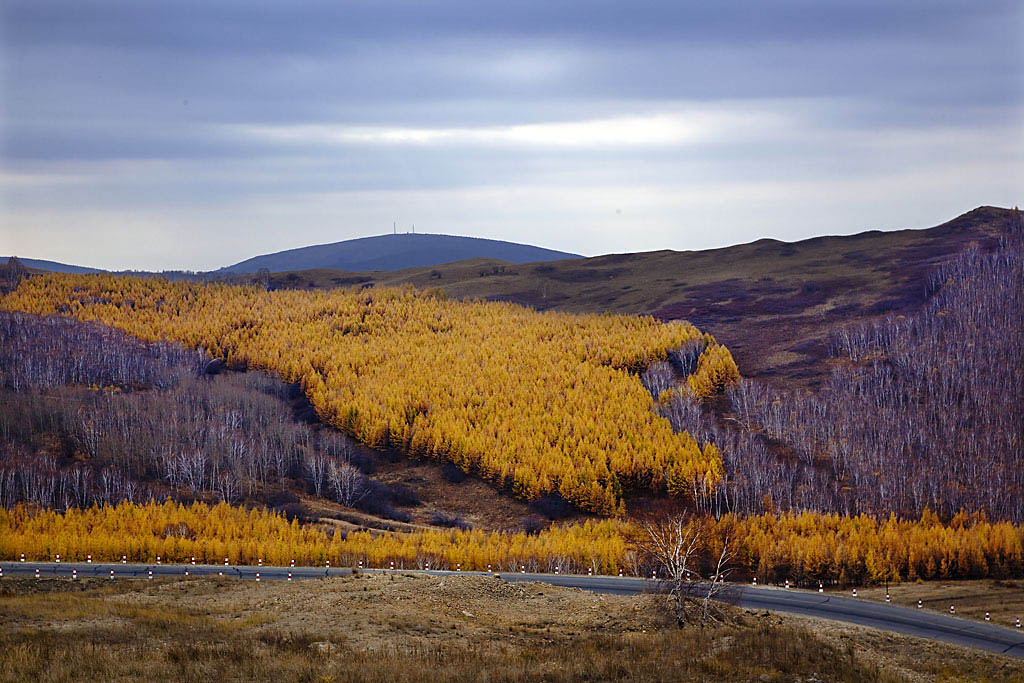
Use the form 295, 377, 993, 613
1, 275, 739, 513
2, 501, 1020, 585
0, 501, 630, 574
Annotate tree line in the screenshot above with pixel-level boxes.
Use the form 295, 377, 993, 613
2, 501, 1020, 585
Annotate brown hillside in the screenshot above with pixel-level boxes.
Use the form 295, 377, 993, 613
249, 206, 1019, 389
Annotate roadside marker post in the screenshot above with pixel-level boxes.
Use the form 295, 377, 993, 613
218, 570, 223, 576
818, 582, 824, 593
148, 569, 152, 580
487, 564, 492, 572
917, 600, 922, 609
184, 569, 189, 576
949, 605, 955, 615
87, 554, 92, 563
985, 612, 990, 621
157, 556, 161, 565
256, 572, 260, 582
35, 568, 40, 579
56, 554, 61, 563
521, 565, 526, 574
554, 566, 560, 575
424, 562, 430, 571
885, 593, 891, 603
785, 579, 790, 589
852, 588, 857, 598
752, 576, 757, 586
291, 560, 295, 567
357, 560, 363, 569
456, 563, 462, 572
619, 568, 623, 577
191, 557, 196, 566
109, 569, 114, 580
326, 560, 331, 569
1016, 618, 1020, 628
0, 566, 4, 578
224, 558, 229, 566
258, 558, 263, 567
390, 561, 395, 571
20, 553, 25, 562
73, 569, 78, 580
287, 572, 292, 581
651, 570, 656, 579
121, 555, 127, 564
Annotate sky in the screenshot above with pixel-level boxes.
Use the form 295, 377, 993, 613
1, 0, 1022, 272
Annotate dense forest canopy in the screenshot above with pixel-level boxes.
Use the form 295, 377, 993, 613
1, 277, 740, 514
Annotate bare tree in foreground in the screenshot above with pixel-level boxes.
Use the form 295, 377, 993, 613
635, 514, 735, 628
697, 533, 735, 627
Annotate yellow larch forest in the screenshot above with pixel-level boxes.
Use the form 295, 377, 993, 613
2, 502, 1020, 584
1, 274, 740, 514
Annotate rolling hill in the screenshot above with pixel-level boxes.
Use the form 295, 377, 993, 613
0, 256, 104, 274
248, 206, 1021, 389
217, 233, 580, 274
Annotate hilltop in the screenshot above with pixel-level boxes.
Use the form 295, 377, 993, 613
254, 206, 1020, 389
0, 256, 103, 274
217, 233, 580, 274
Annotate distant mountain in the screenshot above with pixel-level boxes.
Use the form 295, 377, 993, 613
1, 256, 104, 274
217, 233, 581, 274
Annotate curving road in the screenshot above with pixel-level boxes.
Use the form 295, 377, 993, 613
5, 561, 1023, 658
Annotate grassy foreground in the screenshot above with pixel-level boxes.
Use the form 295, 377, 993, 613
1, 574, 1021, 682
848, 579, 1024, 629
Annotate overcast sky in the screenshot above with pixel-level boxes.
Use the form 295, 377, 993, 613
2, 1, 1022, 271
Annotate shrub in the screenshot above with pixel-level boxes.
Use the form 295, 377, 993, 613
429, 511, 471, 530
441, 462, 468, 484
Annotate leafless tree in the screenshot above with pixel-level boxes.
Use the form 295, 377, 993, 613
697, 533, 735, 627
640, 361, 675, 400
654, 235, 1023, 523
305, 453, 329, 498
635, 514, 705, 627
635, 514, 737, 628
327, 461, 367, 507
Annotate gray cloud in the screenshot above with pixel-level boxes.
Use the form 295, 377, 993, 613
1, 0, 1021, 270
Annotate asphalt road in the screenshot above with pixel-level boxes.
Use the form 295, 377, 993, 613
6, 561, 1023, 658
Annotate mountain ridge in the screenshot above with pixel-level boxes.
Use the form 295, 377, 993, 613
0, 256, 105, 274
217, 233, 581, 274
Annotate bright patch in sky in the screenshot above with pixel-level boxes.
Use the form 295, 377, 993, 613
237, 114, 709, 147
1, 1, 1021, 270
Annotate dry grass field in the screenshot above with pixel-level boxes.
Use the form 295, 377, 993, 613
1, 574, 1021, 682
846, 579, 1024, 628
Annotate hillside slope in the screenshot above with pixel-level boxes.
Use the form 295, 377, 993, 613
0, 256, 103, 274
218, 233, 580, 273
256, 206, 1019, 389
